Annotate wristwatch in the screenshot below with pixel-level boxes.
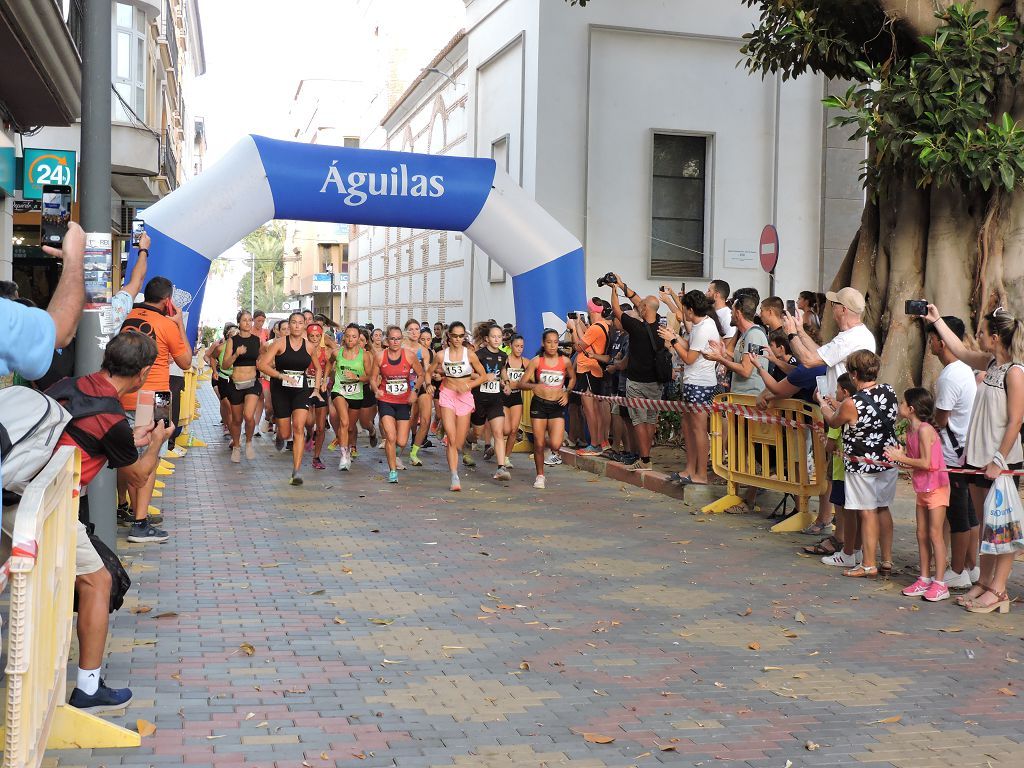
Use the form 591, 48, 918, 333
787, 333, 798, 341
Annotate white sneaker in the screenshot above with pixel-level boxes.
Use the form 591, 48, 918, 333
503, 458, 514, 469
396, 457, 406, 470
822, 550, 857, 567
855, 550, 863, 565
943, 569, 972, 589
338, 448, 350, 471
493, 467, 511, 482
969, 566, 981, 583
230, 446, 241, 463
544, 451, 562, 466
533, 475, 546, 489
245, 441, 255, 460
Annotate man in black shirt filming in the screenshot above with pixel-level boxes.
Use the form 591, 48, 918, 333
608, 273, 665, 472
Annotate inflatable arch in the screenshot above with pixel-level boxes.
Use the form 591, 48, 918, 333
135, 135, 586, 348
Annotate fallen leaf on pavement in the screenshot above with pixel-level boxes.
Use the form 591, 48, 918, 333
480, 605, 497, 613
238, 642, 255, 656
369, 618, 394, 625
935, 627, 963, 633
340, 566, 353, 574
748, 642, 761, 651
132, 605, 152, 614
307, 589, 326, 596
333, 617, 346, 625
594, 689, 608, 695
795, 611, 806, 623
155, 612, 178, 619
244, 712, 255, 720
583, 733, 616, 744
805, 741, 820, 751
868, 716, 902, 724
739, 607, 752, 616
519, 662, 530, 670
206, 735, 226, 740
763, 666, 783, 671
136, 719, 156, 737
998, 687, 1017, 696
878, 630, 905, 636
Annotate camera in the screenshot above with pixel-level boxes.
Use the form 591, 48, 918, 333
567, 312, 577, 320
748, 344, 767, 356
596, 272, 618, 288
905, 299, 928, 316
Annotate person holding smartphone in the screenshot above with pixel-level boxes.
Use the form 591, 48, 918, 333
116, 276, 192, 542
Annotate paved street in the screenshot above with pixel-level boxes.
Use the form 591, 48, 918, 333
50, 388, 1024, 768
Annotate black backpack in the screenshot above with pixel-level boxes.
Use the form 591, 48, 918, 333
642, 321, 674, 384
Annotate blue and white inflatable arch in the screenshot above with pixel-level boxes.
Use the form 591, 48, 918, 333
135, 135, 585, 348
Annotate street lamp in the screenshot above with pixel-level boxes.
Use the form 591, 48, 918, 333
324, 262, 335, 325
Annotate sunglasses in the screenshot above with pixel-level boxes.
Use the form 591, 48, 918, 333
449, 332, 466, 339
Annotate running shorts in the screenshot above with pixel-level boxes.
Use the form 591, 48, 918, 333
378, 402, 411, 421
270, 382, 312, 415
471, 398, 504, 426
530, 395, 565, 421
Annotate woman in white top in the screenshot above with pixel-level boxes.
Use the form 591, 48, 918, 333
659, 290, 724, 485
926, 304, 1024, 614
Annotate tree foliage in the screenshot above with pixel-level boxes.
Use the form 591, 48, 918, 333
238, 223, 287, 313
742, 2, 1024, 196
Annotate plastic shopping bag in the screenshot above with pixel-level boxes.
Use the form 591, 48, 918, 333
981, 471, 1024, 555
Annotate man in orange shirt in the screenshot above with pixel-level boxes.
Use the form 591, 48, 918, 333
572, 298, 613, 456
117, 276, 192, 542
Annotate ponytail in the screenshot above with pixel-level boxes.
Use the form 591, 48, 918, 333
985, 308, 1024, 364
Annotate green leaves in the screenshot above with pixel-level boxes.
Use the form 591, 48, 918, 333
751, 1, 1024, 196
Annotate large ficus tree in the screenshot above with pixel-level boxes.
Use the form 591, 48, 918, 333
742, 0, 1024, 390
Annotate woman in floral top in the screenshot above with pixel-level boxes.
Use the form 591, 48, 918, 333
818, 350, 899, 578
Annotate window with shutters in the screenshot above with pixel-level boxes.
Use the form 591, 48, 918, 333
650, 133, 709, 278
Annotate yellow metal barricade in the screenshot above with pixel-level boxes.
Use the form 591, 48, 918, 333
512, 391, 534, 452
175, 369, 207, 448
0, 447, 140, 766
701, 394, 827, 533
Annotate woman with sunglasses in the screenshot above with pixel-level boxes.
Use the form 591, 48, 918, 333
303, 322, 333, 470
428, 321, 487, 491
222, 311, 262, 462
374, 326, 427, 483
519, 329, 576, 489
331, 324, 376, 471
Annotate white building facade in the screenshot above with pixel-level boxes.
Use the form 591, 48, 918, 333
346, 0, 862, 328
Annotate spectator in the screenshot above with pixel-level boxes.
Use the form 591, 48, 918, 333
704, 293, 768, 396
609, 274, 665, 472
706, 279, 736, 340
1, 222, 85, 380
785, 286, 875, 398
661, 290, 724, 485
110, 231, 149, 331
116, 276, 192, 542
818, 350, 899, 579
572, 298, 612, 456
798, 290, 822, 340
603, 305, 637, 463
926, 304, 1024, 615
926, 316, 978, 588
49, 331, 170, 713
0, 279, 19, 299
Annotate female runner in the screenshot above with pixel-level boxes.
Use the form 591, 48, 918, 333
350, 327, 379, 456
374, 326, 427, 482
472, 324, 511, 481
258, 312, 324, 485
501, 334, 527, 470
331, 324, 376, 471
222, 311, 262, 462
520, 329, 576, 489
409, 326, 436, 466
304, 322, 333, 470
428, 321, 486, 491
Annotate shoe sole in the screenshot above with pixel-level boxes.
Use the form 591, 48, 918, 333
69, 697, 134, 714
126, 536, 169, 543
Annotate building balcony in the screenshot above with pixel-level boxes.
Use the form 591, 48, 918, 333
0, 0, 82, 126
111, 122, 160, 201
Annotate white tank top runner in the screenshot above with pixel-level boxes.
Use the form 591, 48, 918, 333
443, 347, 472, 379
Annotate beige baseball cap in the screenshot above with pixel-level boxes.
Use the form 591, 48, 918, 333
825, 287, 866, 314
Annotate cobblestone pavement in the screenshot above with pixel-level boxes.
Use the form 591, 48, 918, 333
49, 386, 1024, 768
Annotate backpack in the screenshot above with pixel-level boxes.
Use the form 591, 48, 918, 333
641, 321, 674, 385
0, 386, 72, 496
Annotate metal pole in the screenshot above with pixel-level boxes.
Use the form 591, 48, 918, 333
77, 0, 115, 548
250, 249, 255, 315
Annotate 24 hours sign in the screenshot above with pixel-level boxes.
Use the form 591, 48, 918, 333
22, 148, 76, 200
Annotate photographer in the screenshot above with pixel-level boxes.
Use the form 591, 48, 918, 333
703, 293, 768, 396
571, 298, 613, 456
607, 273, 664, 472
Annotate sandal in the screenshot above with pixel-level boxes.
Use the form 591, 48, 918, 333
879, 561, 894, 576
801, 522, 830, 536
956, 582, 988, 607
803, 535, 842, 556
964, 588, 1010, 614
843, 565, 878, 578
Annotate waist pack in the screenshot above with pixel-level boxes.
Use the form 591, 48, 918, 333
0, 386, 72, 496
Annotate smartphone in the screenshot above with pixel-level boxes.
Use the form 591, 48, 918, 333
680, 282, 687, 294
786, 299, 797, 316
131, 218, 145, 246
40, 184, 73, 247
153, 391, 172, 428
658, 316, 668, 329
748, 344, 767, 356
135, 390, 155, 428
567, 312, 578, 320
905, 299, 928, 316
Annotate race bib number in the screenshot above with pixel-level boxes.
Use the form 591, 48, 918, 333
509, 369, 525, 382
480, 380, 501, 394
305, 375, 318, 389
385, 378, 409, 396
282, 370, 304, 388
538, 371, 565, 387
444, 362, 468, 377
338, 382, 362, 397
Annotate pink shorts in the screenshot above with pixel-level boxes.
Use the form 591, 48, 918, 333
917, 486, 951, 510
439, 386, 475, 417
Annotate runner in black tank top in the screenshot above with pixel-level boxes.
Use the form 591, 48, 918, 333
471, 325, 511, 481
258, 313, 323, 485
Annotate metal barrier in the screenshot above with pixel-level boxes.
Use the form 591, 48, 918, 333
701, 394, 827, 533
175, 369, 206, 448
0, 447, 140, 766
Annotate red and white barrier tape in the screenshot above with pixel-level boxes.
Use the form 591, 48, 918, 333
580, 391, 1024, 477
